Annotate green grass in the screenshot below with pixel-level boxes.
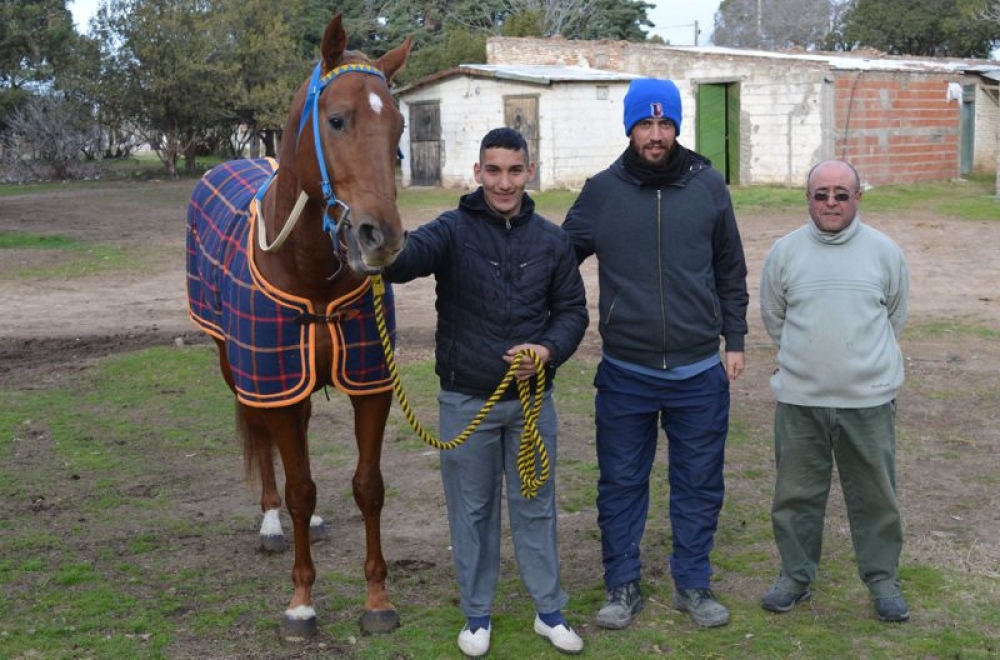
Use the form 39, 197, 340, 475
0, 230, 127, 279
3, 167, 997, 222
730, 185, 805, 213
0, 233, 83, 250
859, 174, 999, 219
904, 318, 1000, 341
1, 345, 997, 659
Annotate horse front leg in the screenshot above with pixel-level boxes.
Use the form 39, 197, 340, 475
350, 390, 399, 634
245, 401, 319, 639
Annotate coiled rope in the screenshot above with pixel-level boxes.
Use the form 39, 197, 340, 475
370, 275, 550, 498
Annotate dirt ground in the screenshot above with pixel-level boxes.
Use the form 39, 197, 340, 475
1, 183, 998, 655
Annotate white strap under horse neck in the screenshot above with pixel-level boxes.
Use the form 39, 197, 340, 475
257, 188, 309, 252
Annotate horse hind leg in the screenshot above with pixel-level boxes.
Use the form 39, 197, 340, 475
240, 402, 329, 552
263, 511, 328, 552
240, 404, 329, 551
237, 403, 288, 552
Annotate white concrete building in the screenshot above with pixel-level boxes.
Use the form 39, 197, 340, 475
396, 65, 637, 191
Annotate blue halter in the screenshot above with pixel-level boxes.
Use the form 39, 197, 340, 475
298, 61, 387, 238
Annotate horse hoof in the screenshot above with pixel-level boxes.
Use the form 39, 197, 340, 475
259, 533, 287, 553
283, 613, 317, 640
359, 609, 400, 635
309, 520, 329, 543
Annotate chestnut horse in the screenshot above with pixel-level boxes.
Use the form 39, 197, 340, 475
185, 13, 411, 638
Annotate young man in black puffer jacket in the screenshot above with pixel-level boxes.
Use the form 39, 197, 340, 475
384, 127, 588, 657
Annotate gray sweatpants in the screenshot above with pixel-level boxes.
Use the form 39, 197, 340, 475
438, 389, 569, 618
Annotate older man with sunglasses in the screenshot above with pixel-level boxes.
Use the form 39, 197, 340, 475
759, 159, 911, 623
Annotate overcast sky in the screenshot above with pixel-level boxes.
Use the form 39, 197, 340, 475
69, 0, 721, 45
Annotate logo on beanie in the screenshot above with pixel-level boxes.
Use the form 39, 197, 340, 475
650, 102, 664, 119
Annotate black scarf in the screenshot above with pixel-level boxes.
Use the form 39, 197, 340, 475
621, 142, 692, 187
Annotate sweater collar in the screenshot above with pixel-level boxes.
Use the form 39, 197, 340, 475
808, 214, 863, 244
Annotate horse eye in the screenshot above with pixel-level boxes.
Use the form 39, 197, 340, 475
328, 116, 345, 131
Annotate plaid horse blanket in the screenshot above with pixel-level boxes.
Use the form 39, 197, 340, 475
186, 158, 395, 408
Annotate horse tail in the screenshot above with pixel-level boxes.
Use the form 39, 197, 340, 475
236, 404, 273, 486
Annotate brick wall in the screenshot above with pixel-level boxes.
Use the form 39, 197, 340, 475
832, 71, 960, 185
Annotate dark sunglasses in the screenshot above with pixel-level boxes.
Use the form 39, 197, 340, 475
812, 191, 853, 202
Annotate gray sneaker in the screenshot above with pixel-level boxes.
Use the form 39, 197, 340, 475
595, 581, 644, 630
672, 588, 730, 627
875, 595, 910, 622
761, 585, 812, 613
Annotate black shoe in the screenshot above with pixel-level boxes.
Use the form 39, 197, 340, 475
672, 588, 730, 627
595, 580, 644, 630
875, 595, 910, 622
760, 585, 812, 613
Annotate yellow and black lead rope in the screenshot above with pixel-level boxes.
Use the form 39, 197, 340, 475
370, 275, 550, 499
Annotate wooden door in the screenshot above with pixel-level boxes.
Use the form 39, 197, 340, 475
409, 102, 441, 186
503, 95, 540, 190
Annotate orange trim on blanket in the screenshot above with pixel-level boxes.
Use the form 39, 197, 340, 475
241, 210, 316, 407
187, 308, 224, 342
325, 283, 394, 397
246, 204, 392, 401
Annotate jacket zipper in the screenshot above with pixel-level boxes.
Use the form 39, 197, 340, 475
505, 217, 512, 339
657, 189, 668, 368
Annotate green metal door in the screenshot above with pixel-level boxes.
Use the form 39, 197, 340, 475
696, 83, 740, 184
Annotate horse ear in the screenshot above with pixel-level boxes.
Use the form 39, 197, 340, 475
320, 13, 347, 73
376, 36, 413, 82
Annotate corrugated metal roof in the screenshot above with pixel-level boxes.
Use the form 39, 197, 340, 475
394, 49, 1000, 96
457, 64, 640, 83
396, 64, 638, 95
664, 44, 999, 75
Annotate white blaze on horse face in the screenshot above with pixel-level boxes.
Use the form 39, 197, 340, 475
261, 508, 283, 536
368, 91, 384, 115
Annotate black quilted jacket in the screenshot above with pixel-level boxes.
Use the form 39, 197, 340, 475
383, 188, 588, 397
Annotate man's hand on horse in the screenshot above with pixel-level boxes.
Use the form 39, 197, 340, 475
504, 343, 550, 381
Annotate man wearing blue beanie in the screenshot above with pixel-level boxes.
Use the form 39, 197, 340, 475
563, 78, 748, 630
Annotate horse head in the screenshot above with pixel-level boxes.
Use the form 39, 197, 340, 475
286, 14, 412, 275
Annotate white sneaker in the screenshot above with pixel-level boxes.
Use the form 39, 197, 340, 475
457, 623, 491, 657
534, 615, 584, 654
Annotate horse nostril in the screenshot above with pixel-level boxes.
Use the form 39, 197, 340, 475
358, 223, 382, 250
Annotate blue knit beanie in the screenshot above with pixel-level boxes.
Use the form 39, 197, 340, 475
623, 78, 682, 137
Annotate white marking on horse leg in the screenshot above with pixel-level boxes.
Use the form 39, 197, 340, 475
309, 514, 324, 528
260, 508, 283, 537
368, 91, 384, 115
285, 604, 317, 620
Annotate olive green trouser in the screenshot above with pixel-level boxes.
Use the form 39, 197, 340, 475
770, 402, 903, 598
